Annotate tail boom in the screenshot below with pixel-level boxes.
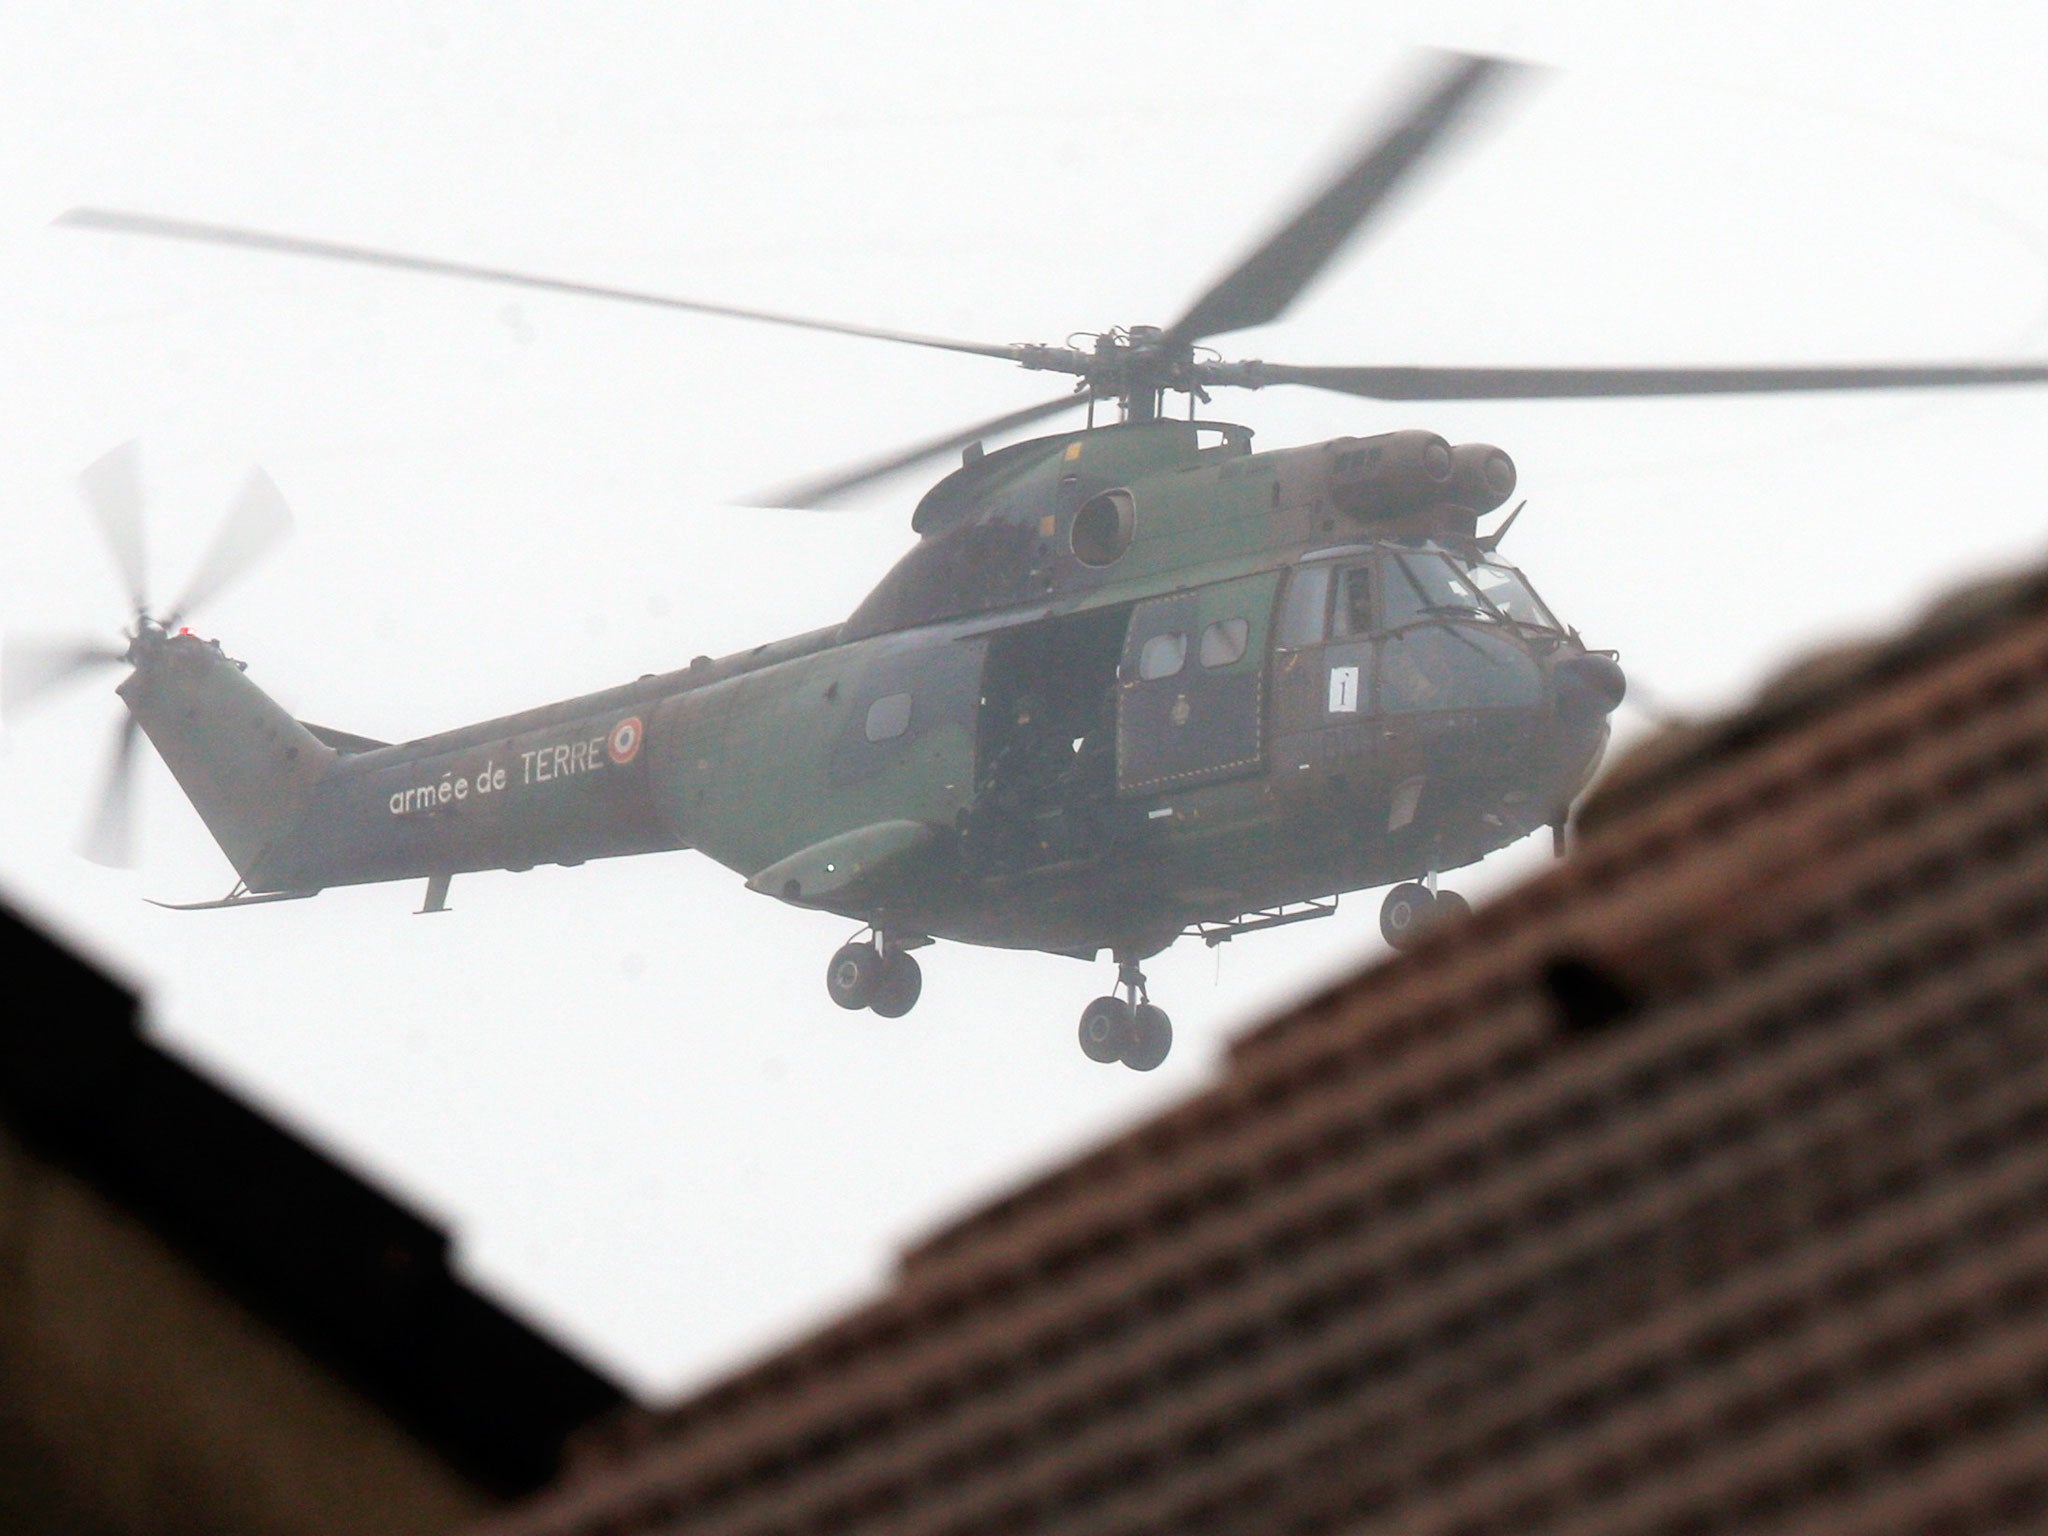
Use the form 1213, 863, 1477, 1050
120, 635, 335, 882
123, 635, 685, 893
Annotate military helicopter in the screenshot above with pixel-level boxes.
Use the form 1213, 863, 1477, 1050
14, 52, 2048, 1070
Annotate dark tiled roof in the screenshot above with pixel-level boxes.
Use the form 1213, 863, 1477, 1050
0, 900, 631, 1501
491, 570, 2048, 1536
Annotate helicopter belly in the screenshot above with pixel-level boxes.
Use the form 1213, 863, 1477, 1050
1331, 701, 1608, 877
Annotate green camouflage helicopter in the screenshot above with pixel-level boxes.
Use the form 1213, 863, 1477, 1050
16, 54, 2048, 1069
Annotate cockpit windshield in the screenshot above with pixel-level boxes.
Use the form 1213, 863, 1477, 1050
1461, 559, 1561, 630
1380, 548, 1562, 631
1289, 545, 1565, 640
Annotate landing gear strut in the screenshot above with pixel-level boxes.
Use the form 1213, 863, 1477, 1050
1078, 958, 1172, 1071
826, 930, 924, 1017
1379, 880, 1470, 951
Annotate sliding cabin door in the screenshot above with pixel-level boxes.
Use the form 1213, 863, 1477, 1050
1115, 572, 1280, 796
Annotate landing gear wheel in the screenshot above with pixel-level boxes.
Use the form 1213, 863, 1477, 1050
1380, 882, 1437, 950
1432, 890, 1471, 924
1079, 996, 1136, 1063
868, 951, 923, 1018
1123, 1003, 1173, 1071
826, 942, 883, 1010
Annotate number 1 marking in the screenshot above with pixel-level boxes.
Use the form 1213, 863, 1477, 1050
1328, 665, 1360, 714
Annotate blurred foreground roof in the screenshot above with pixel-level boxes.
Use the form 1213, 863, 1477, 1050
488, 564, 2048, 1536
0, 900, 630, 1536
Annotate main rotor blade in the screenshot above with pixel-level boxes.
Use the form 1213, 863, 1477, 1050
79, 712, 143, 869
2, 635, 128, 722
78, 439, 149, 612
750, 391, 1086, 509
1220, 359, 2048, 400
167, 468, 295, 627
59, 208, 1026, 362
1163, 52, 1527, 350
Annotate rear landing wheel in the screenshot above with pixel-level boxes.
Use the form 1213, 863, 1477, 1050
1079, 996, 1135, 1063
1124, 1002, 1173, 1071
869, 950, 923, 1018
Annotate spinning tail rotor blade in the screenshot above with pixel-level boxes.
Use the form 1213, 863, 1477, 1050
2, 635, 129, 722
1220, 359, 2048, 400
78, 440, 149, 612
166, 468, 295, 626
1163, 52, 1529, 349
751, 390, 1086, 509
26, 451, 296, 870
79, 712, 143, 869
58, 208, 1024, 363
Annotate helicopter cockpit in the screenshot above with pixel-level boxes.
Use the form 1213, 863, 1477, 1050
1281, 545, 1562, 641
1272, 542, 1569, 727
1461, 559, 1561, 630
1375, 547, 1563, 634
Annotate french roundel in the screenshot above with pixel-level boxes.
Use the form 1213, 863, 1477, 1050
607, 716, 643, 765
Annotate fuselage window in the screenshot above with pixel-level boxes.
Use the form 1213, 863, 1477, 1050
1276, 564, 1332, 647
1333, 564, 1375, 637
1138, 631, 1188, 680
1200, 617, 1249, 668
865, 691, 913, 741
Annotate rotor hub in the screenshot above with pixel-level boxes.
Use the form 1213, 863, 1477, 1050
118, 613, 171, 667
1026, 326, 1205, 420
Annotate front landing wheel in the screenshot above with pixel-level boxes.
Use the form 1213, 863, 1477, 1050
1079, 996, 1135, 1063
1380, 882, 1437, 950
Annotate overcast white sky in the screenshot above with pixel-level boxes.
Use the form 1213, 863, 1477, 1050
4, 2, 2047, 1398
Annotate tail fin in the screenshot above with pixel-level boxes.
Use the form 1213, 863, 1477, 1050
118, 634, 335, 884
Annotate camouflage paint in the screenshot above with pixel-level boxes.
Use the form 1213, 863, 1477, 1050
122, 420, 1617, 961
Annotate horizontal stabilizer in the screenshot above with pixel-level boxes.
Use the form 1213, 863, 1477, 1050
301, 721, 390, 754
147, 888, 321, 912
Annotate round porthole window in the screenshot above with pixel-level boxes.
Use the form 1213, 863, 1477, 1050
1070, 488, 1135, 567
864, 692, 912, 742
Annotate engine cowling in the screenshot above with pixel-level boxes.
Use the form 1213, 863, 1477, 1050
1324, 430, 1454, 520
1446, 443, 1516, 514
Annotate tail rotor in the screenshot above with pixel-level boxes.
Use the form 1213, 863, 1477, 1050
77, 439, 149, 616
3, 443, 295, 867
166, 468, 294, 629
1, 634, 132, 719
78, 714, 145, 870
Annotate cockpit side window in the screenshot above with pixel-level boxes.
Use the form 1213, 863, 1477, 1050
1334, 565, 1375, 637
1276, 564, 1333, 648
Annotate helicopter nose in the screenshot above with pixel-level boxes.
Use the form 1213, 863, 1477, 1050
1554, 652, 1627, 723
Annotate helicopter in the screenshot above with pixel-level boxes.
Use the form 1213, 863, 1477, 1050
12, 52, 2048, 1071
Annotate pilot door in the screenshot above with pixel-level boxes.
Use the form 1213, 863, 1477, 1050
1116, 571, 1281, 796
1268, 559, 1373, 733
